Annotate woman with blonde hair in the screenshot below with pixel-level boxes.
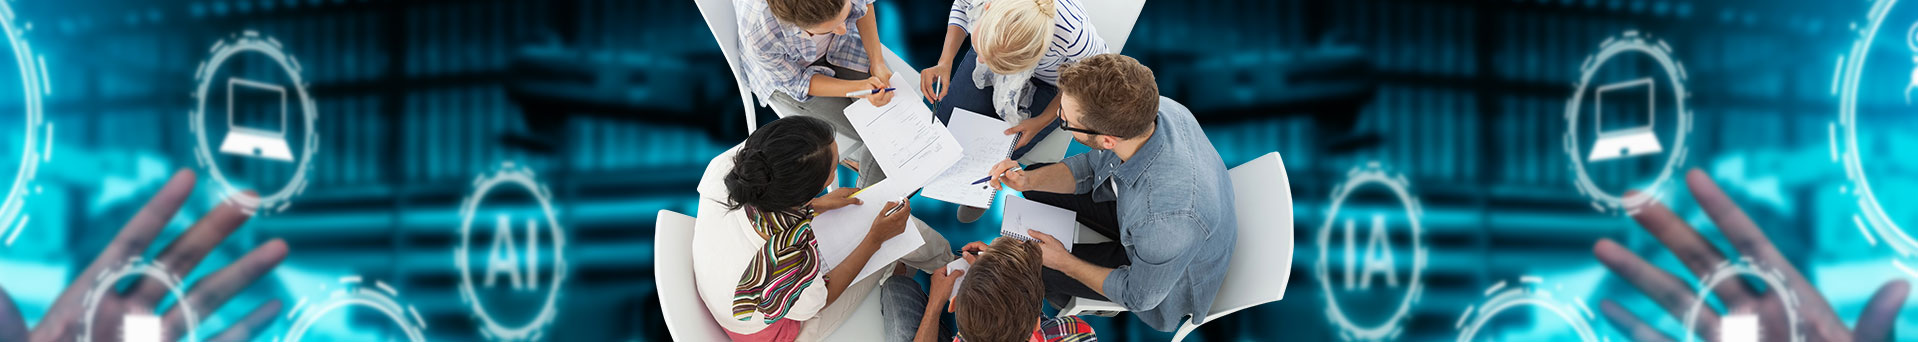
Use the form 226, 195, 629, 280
919, 0, 1108, 223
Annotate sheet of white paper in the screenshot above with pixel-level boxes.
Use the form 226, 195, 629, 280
1001, 195, 1078, 252
811, 178, 926, 286
921, 108, 1014, 208
843, 73, 963, 182
945, 258, 969, 301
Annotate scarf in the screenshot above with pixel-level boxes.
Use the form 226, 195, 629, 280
730, 205, 821, 323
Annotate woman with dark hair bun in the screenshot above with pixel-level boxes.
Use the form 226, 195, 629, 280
723, 116, 850, 213
692, 116, 954, 341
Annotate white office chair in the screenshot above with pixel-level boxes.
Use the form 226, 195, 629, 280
654, 210, 730, 341
1085, 0, 1148, 54
1059, 152, 1295, 342
691, 0, 757, 134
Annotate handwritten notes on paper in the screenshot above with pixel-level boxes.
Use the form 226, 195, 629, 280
843, 73, 962, 186
921, 109, 1015, 208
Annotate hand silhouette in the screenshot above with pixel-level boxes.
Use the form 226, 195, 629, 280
1595, 169, 1909, 342
0, 169, 288, 341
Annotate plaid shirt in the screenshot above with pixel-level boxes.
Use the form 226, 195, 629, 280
953, 316, 1097, 342
734, 0, 878, 102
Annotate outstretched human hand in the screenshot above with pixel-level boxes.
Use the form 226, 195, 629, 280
1594, 169, 1909, 342
0, 169, 288, 341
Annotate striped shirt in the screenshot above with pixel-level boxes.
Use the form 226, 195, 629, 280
949, 0, 1108, 120
947, 0, 1108, 86
735, 0, 879, 102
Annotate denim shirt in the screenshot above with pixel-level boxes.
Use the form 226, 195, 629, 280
1059, 97, 1236, 331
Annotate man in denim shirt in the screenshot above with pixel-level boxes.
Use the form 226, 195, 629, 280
987, 54, 1237, 332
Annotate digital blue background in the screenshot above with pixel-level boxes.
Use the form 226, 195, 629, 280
0, 0, 1915, 340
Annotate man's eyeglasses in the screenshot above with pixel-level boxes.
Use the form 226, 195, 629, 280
1061, 117, 1106, 136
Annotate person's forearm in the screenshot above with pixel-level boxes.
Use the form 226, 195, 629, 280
808, 75, 868, 98
1060, 258, 1113, 298
937, 25, 968, 65
824, 238, 883, 304
857, 4, 886, 68
912, 298, 946, 342
1023, 163, 1077, 194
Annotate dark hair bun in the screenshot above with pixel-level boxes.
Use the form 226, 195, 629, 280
724, 116, 838, 212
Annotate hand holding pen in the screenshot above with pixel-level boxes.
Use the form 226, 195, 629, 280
851, 76, 896, 107
844, 87, 897, 98
919, 63, 952, 102
983, 159, 1028, 191
866, 200, 912, 245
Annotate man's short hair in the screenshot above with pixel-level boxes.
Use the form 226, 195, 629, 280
954, 237, 1045, 342
1058, 53, 1159, 139
767, 0, 842, 27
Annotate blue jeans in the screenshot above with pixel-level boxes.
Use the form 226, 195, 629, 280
932, 50, 1063, 161
880, 274, 950, 342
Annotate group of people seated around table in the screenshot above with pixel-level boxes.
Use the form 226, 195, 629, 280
692, 0, 1239, 340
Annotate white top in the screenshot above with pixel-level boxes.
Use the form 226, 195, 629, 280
691, 146, 829, 334
807, 32, 834, 62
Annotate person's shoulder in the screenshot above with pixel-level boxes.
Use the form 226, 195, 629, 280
732, 0, 767, 12
1155, 96, 1195, 121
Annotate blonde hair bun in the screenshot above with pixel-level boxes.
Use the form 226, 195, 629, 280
973, 0, 1055, 75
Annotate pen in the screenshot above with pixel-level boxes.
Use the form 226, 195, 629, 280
845, 87, 897, 97
966, 159, 1028, 185
880, 197, 910, 216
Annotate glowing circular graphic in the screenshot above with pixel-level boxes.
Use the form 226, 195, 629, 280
1906, 21, 1918, 52
188, 30, 318, 215
1562, 30, 1694, 216
455, 161, 567, 341
80, 258, 199, 342
1835, 0, 1918, 275
0, 1, 50, 247
1316, 162, 1426, 341
1679, 258, 1802, 342
279, 276, 428, 342
1453, 276, 1603, 342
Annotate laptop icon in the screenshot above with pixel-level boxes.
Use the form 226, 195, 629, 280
218, 77, 295, 162
1586, 77, 1663, 162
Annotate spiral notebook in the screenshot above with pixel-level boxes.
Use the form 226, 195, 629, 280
922, 109, 1018, 208
1000, 195, 1077, 251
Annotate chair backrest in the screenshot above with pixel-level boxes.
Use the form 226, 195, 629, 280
1084, 0, 1148, 54
693, 0, 762, 133
653, 210, 732, 341
1208, 152, 1295, 321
